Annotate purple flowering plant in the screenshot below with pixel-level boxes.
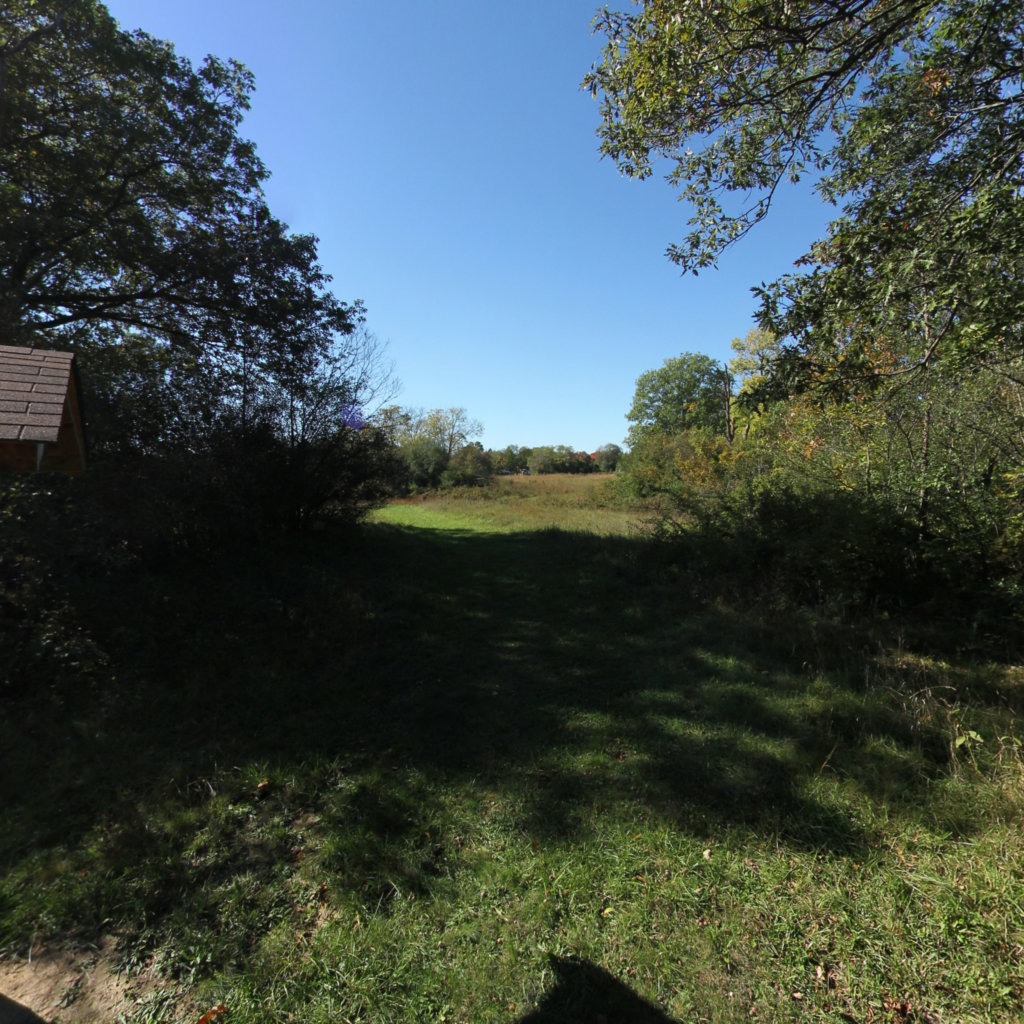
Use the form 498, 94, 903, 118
339, 403, 366, 430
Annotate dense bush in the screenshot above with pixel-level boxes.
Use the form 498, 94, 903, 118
0, 416, 396, 699
655, 484, 917, 607
0, 476, 107, 699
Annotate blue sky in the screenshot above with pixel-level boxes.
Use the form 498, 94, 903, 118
104, 0, 833, 451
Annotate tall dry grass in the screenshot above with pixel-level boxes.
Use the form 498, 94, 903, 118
379, 473, 645, 535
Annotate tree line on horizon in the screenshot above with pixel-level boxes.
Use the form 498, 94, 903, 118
369, 404, 624, 491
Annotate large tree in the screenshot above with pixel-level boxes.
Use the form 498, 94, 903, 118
0, 1, 360, 354
625, 352, 732, 445
0, 2, 392, 531
372, 407, 485, 491
586, 0, 1024, 391
420, 408, 484, 459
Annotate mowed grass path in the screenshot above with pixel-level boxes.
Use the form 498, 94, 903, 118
2, 481, 1023, 1022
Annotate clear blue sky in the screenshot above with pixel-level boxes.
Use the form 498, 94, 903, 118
104, 0, 833, 451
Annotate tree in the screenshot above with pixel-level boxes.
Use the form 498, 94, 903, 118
444, 443, 493, 487
0, 1, 390, 534
729, 327, 781, 439
420, 408, 484, 459
625, 352, 732, 446
0, 1, 360, 356
617, 427, 738, 498
586, 0, 1024, 390
595, 443, 623, 473
255, 326, 396, 452
399, 435, 449, 491
568, 451, 597, 474
527, 445, 574, 474
376, 407, 485, 491
729, 329, 779, 394
489, 444, 532, 474
371, 405, 415, 444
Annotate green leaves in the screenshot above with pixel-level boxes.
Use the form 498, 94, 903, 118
0, 2, 360, 357
587, 0, 924, 270
625, 352, 732, 446
587, 0, 1024, 388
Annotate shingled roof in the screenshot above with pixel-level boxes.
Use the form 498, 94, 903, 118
0, 344, 87, 473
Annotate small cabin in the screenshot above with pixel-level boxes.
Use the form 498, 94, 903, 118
0, 344, 87, 474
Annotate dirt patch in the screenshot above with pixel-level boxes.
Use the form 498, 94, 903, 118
0, 939, 180, 1024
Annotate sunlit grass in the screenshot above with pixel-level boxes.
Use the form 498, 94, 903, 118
373, 473, 644, 535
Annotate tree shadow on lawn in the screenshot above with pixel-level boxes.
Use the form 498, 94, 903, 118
2, 519, 1016, 937
317, 524, 986, 846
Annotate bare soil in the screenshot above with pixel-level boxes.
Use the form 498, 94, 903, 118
0, 939, 179, 1024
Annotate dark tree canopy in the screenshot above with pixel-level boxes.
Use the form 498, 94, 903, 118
0, 1, 394, 529
586, 0, 1024, 391
0, 0, 360, 354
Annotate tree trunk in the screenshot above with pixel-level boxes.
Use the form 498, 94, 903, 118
917, 402, 932, 541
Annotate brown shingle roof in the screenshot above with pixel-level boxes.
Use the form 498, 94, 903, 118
0, 344, 74, 443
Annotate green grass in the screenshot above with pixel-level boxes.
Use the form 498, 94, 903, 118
2, 483, 1023, 1022
377, 473, 644, 535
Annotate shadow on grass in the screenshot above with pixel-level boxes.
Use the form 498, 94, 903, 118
516, 957, 680, 1024
2, 517, 1019, 952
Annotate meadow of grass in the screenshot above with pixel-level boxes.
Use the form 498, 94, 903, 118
2, 474, 1023, 1023
379, 473, 643, 536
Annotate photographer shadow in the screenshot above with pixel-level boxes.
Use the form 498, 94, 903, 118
0, 994, 47, 1024
517, 957, 680, 1024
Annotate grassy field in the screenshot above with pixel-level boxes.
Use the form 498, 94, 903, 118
2, 475, 1023, 1023
379, 473, 644, 535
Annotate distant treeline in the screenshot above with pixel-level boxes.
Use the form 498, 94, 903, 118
371, 406, 622, 491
